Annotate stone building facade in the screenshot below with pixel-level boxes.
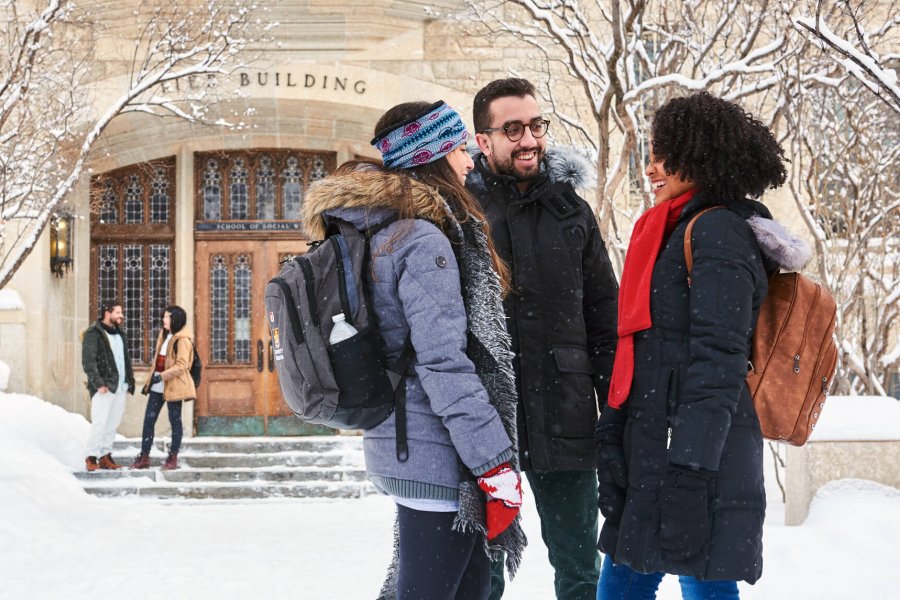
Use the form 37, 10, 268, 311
1, 0, 537, 437
4, 1, 889, 439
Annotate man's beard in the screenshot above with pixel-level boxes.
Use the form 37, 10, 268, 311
492, 147, 543, 182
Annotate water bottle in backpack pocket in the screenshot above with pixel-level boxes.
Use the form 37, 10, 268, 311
265, 218, 412, 430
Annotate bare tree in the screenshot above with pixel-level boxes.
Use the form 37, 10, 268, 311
776, 1, 900, 394
0, 0, 269, 288
460, 0, 795, 265
789, 0, 900, 113
459, 0, 899, 391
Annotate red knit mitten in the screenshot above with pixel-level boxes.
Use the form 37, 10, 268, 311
476, 463, 523, 540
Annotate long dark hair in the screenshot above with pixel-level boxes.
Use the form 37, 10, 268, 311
162, 305, 187, 336
373, 101, 511, 295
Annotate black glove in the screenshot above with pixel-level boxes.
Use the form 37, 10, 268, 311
151, 373, 162, 385
596, 443, 628, 523
658, 464, 714, 561
594, 407, 628, 523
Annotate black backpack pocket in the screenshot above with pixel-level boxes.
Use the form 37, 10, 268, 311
327, 327, 395, 428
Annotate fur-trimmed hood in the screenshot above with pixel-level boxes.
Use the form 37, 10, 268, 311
747, 214, 812, 272
302, 171, 448, 239
467, 145, 595, 193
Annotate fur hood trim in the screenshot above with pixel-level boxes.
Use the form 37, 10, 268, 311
747, 215, 812, 272
302, 171, 447, 239
468, 145, 595, 191
545, 146, 595, 189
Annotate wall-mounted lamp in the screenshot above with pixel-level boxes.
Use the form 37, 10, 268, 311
50, 211, 74, 277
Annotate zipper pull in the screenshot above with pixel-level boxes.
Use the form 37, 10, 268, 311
822, 377, 828, 395
793, 354, 801, 373
667, 427, 672, 450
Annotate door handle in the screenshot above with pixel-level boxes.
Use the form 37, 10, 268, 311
257, 339, 264, 372
268, 339, 275, 372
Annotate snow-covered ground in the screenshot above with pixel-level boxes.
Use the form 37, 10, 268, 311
1, 391, 898, 600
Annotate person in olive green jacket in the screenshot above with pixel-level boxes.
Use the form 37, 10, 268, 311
81, 301, 135, 471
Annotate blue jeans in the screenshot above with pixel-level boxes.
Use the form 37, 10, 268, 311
140, 391, 183, 455
598, 555, 739, 600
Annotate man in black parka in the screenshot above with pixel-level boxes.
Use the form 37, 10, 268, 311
468, 78, 619, 600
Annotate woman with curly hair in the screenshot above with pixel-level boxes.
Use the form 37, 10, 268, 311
303, 101, 526, 599
594, 92, 810, 598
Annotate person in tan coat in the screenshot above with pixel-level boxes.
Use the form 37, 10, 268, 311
131, 305, 196, 470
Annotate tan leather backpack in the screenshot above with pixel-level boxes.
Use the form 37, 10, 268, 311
684, 207, 838, 446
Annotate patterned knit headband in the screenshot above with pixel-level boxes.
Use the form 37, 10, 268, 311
371, 101, 469, 169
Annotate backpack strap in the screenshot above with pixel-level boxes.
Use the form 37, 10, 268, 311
683, 206, 724, 285
389, 335, 416, 463
357, 216, 415, 462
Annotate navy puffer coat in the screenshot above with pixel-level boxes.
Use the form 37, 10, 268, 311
597, 193, 809, 584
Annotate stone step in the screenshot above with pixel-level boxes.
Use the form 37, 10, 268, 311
74, 467, 368, 484
95, 451, 361, 470
112, 435, 360, 455
169, 452, 358, 469
81, 481, 376, 500
78, 435, 370, 501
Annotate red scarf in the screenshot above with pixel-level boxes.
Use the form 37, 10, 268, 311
607, 189, 696, 409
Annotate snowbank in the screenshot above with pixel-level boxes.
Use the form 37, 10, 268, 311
0, 359, 9, 391
0, 392, 898, 598
810, 395, 900, 441
0, 288, 23, 310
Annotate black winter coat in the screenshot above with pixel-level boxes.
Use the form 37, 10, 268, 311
81, 320, 135, 398
468, 150, 619, 472
597, 194, 785, 584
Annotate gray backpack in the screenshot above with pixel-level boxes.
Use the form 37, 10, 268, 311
265, 218, 414, 455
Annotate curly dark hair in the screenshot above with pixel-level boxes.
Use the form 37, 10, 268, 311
650, 92, 787, 202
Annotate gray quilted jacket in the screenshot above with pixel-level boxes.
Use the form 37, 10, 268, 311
304, 171, 513, 501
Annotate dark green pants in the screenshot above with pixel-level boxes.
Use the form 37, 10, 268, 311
489, 470, 600, 600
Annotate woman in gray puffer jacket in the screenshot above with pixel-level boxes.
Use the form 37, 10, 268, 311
303, 101, 526, 600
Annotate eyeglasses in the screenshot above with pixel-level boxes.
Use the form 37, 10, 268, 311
480, 118, 550, 142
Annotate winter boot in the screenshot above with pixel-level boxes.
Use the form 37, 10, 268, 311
161, 452, 178, 471
85, 456, 99, 472
98, 453, 123, 470
131, 453, 151, 470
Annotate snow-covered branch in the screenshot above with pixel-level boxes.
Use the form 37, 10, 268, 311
0, 0, 269, 288
790, 3, 900, 112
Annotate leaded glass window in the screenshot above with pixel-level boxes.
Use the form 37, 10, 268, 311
233, 255, 251, 363
150, 166, 170, 224
282, 156, 304, 220
310, 156, 328, 182
97, 245, 118, 307
100, 180, 118, 224
203, 158, 222, 221
90, 158, 175, 365
256, 155, 276, 220
195, 151, 333, 222
230, 158, 249, 220
148, 245, 170, 336
123, 245, 145, 361
210, 255, 229, 363
124, 174, 144, 224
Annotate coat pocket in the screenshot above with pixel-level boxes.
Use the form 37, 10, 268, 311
550, 346, 596, 439
552, 346, 594, 374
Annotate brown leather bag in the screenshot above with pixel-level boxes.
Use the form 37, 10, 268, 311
684, 207, 838, 446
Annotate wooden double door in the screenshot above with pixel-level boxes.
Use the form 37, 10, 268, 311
194, 239, 315, 436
